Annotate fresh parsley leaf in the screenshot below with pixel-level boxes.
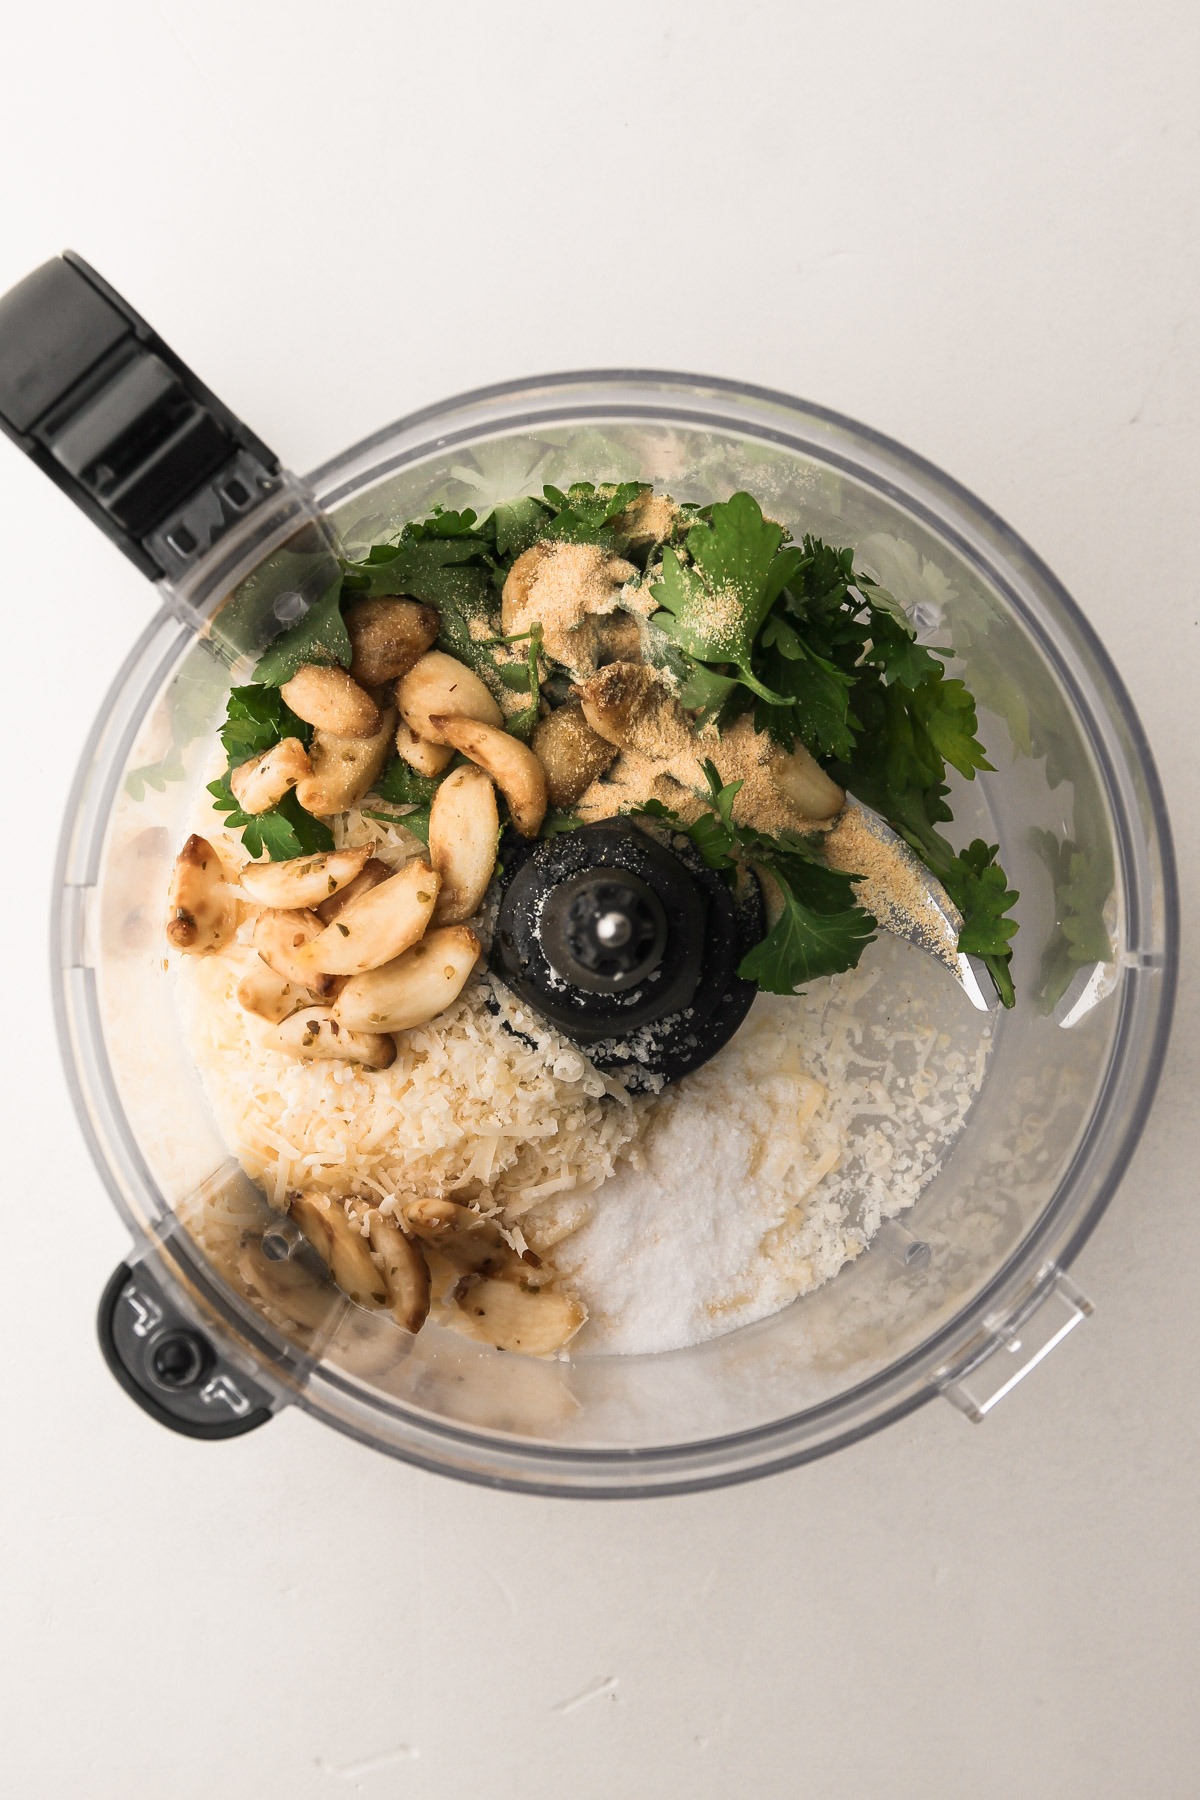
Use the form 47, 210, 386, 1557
543, 481, 649, 544
541, 809, 584, 838
342, 512, 500, 636
754, 613, 857, 760
915, 677, 993, 779
411, 506, 483, 538
677, 662, 740, 724
362, 802, 432, 844
738, 873, 876, 994
744, 537, 943, 757
650, 494, 800, 705
371, 756, 447, 808
941, 840, 1019, 957
700, 759, 739, 827
493, 496, 551, 558
254, 577, 351, 685
207, 775, 333, 861
626, 788, 737, 874
345, 534, 495, 609
860, 603, 945, 689
219, 684, 310, 765
205, 683, 326, 860
402, 804, 432, 844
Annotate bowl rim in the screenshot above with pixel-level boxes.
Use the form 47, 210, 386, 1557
57, 368, 1180, 1494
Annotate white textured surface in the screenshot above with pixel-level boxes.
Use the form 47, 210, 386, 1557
1, 2, 1197, 1795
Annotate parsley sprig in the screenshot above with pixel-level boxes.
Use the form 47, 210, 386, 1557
543, 480, 649, 546
206, 685, 334, 860
631, 763, 877, 995
641, 495, 1018, 1005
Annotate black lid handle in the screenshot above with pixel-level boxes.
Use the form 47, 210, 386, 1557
98, 1262, 274, 1440
0, 253, 280, 581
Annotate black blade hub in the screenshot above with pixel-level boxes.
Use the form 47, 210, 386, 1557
490, 821, 764, 1087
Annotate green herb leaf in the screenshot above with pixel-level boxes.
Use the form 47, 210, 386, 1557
207, 776, 333, 861
543, 481, 649, 545
360, 802, 431, 844
753, 614, 857, 760
219, 684, 311, 765
678, 661, 741, 724
493, 496, 551, 558
541, 809, 585, 838
650, 495, 801, 705
738, 873, 876, 994
371, 756, 447, 808
254, 577, 351, 685
941, 840, 1020, 959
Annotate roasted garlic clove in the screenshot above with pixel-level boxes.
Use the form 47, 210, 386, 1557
294, 706, 396, 816
239, 844, 374, 911
608, 489, 680, 551
229, 737, 311, 815
428, 765, 499, 924
251, 907, 336, 993
280, 663, 380, 738
166, 834, 237, 953
235, 960, 316, 1023
428, 714, 548, 837
346, 597, 439, 687
574, 661, 666, 748
316, 856, 391, 923
451, 1274, 585, 1357
333, 927, 480, 1032
531, 701, 618, 807
769, 741, 844, 822
236, 1242, 340, 1332
288, 1192, 391, 1308
299, 859, 439, 975
366, 1210, 431, 1333
267, 1006, 396, 1068
401, 1196, 516, 1275
393, 715, 455, 777
501, 542, 637, 675
396, 650, 503, 744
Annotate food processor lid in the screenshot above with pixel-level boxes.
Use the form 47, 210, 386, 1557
0, 253, 280, 582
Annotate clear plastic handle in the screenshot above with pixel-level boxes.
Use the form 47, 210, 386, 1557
938, 1265, 1094, 1421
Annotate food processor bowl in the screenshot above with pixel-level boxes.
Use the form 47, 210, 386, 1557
24, 266, 1175, 1493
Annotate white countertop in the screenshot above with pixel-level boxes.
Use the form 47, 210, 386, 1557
2, 2, 1197, 1794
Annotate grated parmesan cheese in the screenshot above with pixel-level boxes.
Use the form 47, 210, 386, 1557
176, 792, 990, 1359
521, 933, 991, 1353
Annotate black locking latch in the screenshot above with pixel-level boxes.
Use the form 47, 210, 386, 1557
0, 253, 280, 580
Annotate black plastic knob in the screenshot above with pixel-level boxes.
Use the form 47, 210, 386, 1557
147, 1328, 211, 1392
490, 820, 764, 1086
97, 1263, 274, 1441
542, 868, 669, 991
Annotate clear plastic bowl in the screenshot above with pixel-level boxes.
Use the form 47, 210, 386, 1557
57, 373, 1178, 1494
